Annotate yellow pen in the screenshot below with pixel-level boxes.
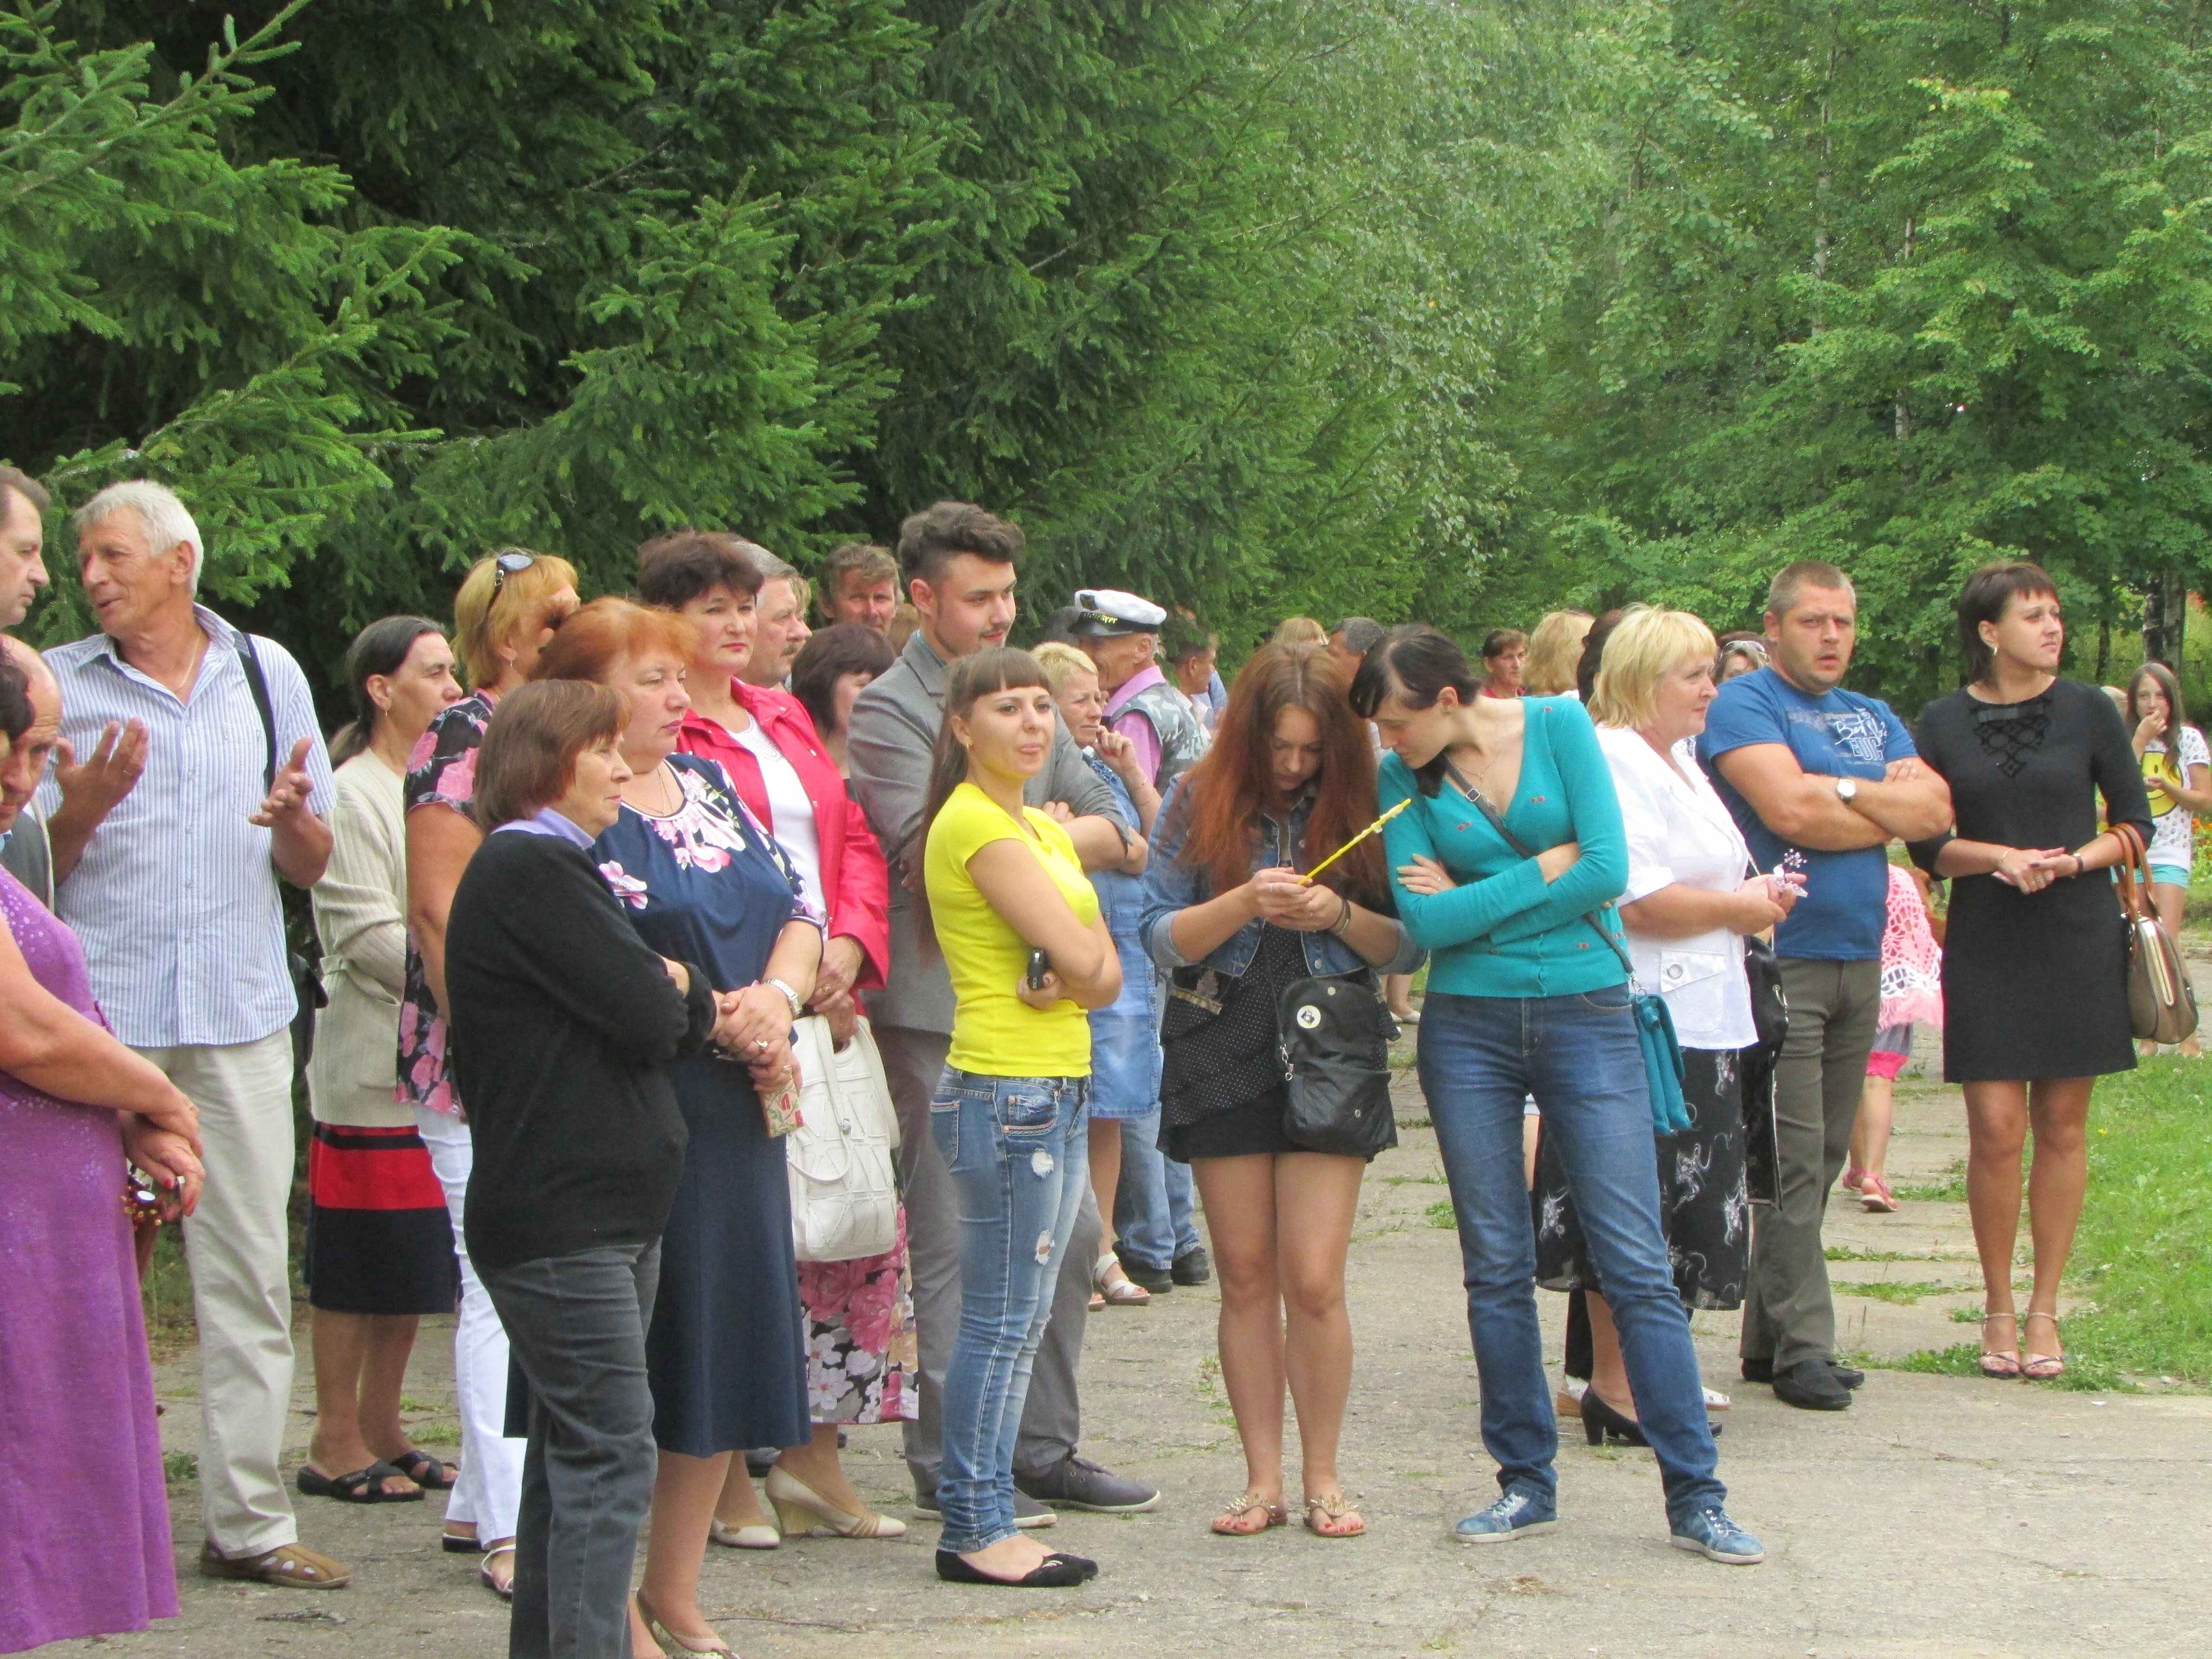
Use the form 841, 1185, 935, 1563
1298, 797, 1412, 884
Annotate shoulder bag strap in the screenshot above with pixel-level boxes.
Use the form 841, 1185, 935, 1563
233, 630, 278, 793
1442, 758, 1638, 985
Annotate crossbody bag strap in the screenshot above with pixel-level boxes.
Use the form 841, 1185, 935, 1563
1441, 758, 1637, 985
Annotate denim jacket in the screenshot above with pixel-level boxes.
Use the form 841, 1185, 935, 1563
1139, 779, 1425, 979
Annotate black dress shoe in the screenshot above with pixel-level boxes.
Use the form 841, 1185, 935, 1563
1172, 1245, 1212, 1286
935, 1549, 1098, 1587
1770, 1357, 1852, 1410
1578, 1389, 1721, 1447
1743, 1356, 1864, 1389
1113, 1249, 1173, 1295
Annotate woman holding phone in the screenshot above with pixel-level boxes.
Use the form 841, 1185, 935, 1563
922, 647, 1121, 1588
1139, 643, 1422, 1541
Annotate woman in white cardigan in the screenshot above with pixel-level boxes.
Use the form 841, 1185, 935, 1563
1533, 608, 1801, 1446
299, 621, 465, 1511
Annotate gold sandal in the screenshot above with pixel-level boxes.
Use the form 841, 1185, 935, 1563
1211, 1492, 1287, 1535
2021, 1311, 2067, 1381
1303, 1491, 1366, 1538
198, 1539, 351, 1588
1978, 1312, 2022, 1379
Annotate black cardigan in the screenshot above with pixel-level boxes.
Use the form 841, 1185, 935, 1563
446, 830, 717, 1273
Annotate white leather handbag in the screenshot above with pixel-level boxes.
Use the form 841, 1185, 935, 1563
784, 1013, 901, 1262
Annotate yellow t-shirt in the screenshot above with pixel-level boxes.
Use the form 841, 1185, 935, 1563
924, 781, 1098, 1078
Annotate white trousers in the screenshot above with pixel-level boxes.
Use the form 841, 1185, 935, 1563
414, 1104, 524, 1545
135, 1032, 299, 1557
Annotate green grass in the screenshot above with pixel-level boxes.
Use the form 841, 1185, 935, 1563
1887, 1341, 2137, 1394
1825, 1245, 1948, 1263
1423, 1200, 1457, 1229
1893, 1158, 1967, 1202
2047, 1058, 2212, 1383
139, 1224, 196, 1353
1832, 1279, 1953, 1305
163, 1450, 197, 1486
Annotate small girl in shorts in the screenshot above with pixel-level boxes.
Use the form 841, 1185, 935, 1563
1844, 863, 1944, 1213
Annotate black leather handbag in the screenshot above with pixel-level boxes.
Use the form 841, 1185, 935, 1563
1276, 972, 1398, 1160
1739, 930, 1788, 1206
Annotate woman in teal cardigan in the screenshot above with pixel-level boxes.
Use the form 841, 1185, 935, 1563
1351, 625, 1762, 1568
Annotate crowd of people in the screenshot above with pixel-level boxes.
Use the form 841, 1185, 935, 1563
0, 464, 2181, 1656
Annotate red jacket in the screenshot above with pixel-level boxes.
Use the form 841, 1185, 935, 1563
678, 682, 890, 990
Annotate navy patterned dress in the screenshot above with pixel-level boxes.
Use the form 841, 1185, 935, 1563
593, 754, 817, 1455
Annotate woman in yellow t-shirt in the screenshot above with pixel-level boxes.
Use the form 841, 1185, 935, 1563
921, 648, 1120, 1588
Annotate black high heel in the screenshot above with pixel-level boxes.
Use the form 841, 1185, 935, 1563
935, 1549, 1099, 1587
1579, 1388, 1721, 1446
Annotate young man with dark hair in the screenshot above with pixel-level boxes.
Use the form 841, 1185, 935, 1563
847, 501, 1160, 1523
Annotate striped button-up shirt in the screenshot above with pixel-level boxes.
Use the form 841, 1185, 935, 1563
38, 605, 335, 1048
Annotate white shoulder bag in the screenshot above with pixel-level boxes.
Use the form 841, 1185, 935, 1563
784, 1014, 901, 1261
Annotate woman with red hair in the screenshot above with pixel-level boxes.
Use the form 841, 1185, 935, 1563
1138, 644, 1422, 1541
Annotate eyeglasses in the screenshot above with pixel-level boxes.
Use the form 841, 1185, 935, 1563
491, 551, 537, 595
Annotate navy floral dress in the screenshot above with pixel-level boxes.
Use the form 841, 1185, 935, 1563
594, 754, 817, 1455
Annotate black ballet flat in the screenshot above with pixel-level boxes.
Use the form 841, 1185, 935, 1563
1579, 1389, 1720, 1447
935, 1548, 1098, 1587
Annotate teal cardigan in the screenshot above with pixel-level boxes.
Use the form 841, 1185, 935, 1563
1377, 695, 1630, 998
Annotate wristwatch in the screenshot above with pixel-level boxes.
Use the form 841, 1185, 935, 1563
1834, 776, 1859, 803
764, 977, 804, 1021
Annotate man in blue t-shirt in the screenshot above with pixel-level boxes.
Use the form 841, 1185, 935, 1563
1697, 560, 1952, 1413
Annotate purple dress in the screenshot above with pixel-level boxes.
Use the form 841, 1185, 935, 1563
0, 868, 177, 1653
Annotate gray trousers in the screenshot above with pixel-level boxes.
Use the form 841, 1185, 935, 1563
876, 1025, 1094, 1494
480, 1243, 661, 1659
1742, 958, 1882, 1372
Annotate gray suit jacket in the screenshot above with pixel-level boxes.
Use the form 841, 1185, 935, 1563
848, 630, 1126, 1035
0, 798, 53, 909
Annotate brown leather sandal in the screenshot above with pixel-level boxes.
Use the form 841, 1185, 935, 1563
198, 1540, 352, 1588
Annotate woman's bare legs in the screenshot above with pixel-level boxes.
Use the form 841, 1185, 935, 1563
712, 1456, 772, 1531
2021, 1077, 2094, 1363
305, 1311, 421, 1497
1583, 1294, 1633, 1418
1192, 1152, 1366, 1529
2152, 884, 2200, 1055
637, 1449, 734, 1652
773, 1423, 866, 1517
1850, 1073, 1896, 1182
1962, 1080, 2028, 1364
1089, 1115, 1125, 1265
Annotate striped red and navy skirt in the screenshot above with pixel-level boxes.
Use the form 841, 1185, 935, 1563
303, 1123, 459, 1315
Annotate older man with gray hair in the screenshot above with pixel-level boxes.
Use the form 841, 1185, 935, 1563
40, 479, 346, 1588
742, 543, 813, 688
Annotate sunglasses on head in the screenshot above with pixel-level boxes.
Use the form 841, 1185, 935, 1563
491, 551, 537, 595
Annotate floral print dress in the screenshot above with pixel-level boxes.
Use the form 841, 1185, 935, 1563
397, 691, 495, 1115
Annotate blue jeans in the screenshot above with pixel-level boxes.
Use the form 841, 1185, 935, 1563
1110, 1111, 1200, 1270
1417, 989, 1724, 1525
929, 1070, 1091, 1553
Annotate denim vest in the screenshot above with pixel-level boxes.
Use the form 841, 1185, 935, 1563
1138, 780, 1423, 980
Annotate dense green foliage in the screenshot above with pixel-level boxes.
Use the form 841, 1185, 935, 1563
9, 0, 2212, 707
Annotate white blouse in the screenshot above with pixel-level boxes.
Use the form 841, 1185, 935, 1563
733, 719, 824, 909
1595, 723, 1756, 1051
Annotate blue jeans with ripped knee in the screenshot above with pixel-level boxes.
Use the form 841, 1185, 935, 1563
929, 1069, 1090, 1553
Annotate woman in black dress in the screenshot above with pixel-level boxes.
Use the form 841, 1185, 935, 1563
1908, 564, 2151, 1383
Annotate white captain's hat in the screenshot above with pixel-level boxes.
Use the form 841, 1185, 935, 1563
1069, 588, 1167, 637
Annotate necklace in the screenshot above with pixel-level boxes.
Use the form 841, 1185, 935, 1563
632, 759, 683, 816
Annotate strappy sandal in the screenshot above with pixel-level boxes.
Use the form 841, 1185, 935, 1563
1303, 1491, 1366, 1538
2021, 1311, 2067, 1381
1978, 1312, 2023, 1379
295, 1460, 422, 1503
387, 1448, 457, 1490
1094, 1254, 1150, 1307
1211, 1492, 1287, 1535
477, 1542, 515, 1601
198, 1540, 352, 1588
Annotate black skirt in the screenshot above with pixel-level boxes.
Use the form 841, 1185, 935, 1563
1159, 1086, 1299, 1163
303, 1123, 457, 1316
1532, 1046, 1750, 1311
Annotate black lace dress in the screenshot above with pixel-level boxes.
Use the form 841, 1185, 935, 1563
1908, 678, 2152, 1083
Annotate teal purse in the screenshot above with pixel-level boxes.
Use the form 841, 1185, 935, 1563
1442, 763, 1692, 1136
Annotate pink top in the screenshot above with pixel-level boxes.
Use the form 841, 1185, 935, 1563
1104, 663, 1168, 783
1877, 863, 1944, 1030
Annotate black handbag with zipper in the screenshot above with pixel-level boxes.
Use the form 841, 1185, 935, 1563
1275, 970, 1398, 1159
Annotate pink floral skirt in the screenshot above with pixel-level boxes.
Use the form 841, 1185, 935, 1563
796, 1207, 918, 1425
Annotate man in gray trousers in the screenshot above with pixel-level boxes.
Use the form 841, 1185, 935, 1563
848, 500, 1160, 1521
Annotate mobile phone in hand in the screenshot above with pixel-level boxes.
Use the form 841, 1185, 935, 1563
1026, 948, 1052, 990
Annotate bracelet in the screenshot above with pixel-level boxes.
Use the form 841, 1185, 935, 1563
1329, 892, 1356, 937
2071, 853, 2086, 878
764, 977, 804, 1021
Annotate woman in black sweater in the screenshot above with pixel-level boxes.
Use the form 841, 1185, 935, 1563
1908, 564, 2152, 1385
445, 681, 729, 1659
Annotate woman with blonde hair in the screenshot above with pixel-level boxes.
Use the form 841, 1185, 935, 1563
1535, 607, 1798, 1444
1272, 615, 1327, 647
399, 547, 580, 1591
1524, 611, 1595, 698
